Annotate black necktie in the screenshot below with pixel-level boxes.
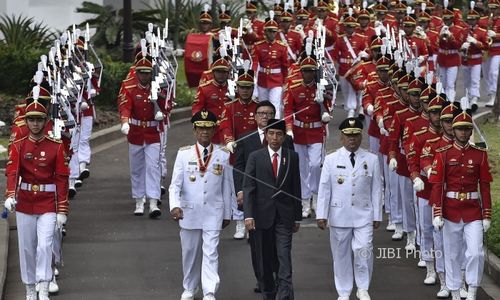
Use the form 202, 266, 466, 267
203, 148, 208, 163
350, 152, 355, 167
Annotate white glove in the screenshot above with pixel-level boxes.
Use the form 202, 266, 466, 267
413, 177, 425, 192
80, 101, 89, 111
173, 48, 185, 56
433, 216, 444, 231
286, 130, 294, 139
488, 30, 496, 38
374, 21, 383, 28
121, 123, 130, 135
366, 104, 374, 116
389, 158, 398, 171
417, 55, 425, 64
4, 197, 16, 212
415, 26, 424, 34
399, 29, 406, 37
483, 219, 491, 233
358, 50, 369, 59
226, 141, 237, 153
321, 112, 333, 123
439, 26, 447, 36
56, 213, 67, 228
154, 111, 165, 121
467, 36, 477, 44
426, 167, 432, 178
461, 42, 470, 50
380, 127, 389, 136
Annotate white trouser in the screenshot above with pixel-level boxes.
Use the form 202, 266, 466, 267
443, 219, 484, 290
77, 116, 93, 165
388, 167, 402, 224
382, 155, 391, 215
330, 225, 374, 297
180, 229, 221, 296
414, 192, 420, 246
69, 150, 80, 179
227, 169, 243, 220
257, 86, 283, 119
294, 143, 323, 199
398, 175, 416, 233
485, 55, 500, 95
433, 228, 445, 273
160, 130, 168, 178
16, 212, 56, 285
339, 77, 358, 111
438, 66, 459, 102
461, 64, 481, 99
417, 198, 433, 261
128, 142, 161, 199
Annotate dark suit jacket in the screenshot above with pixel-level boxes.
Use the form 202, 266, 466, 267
243, 147, 302, 230
233, 131, 294, 195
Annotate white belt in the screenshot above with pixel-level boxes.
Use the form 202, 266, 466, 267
446, 191, 479, 200
325, 45, 334, 51
293, 119, 322, 129
257, 66, 281, 74
339, 58, 354, 64
491, 42, 500, 47
20, 183, 56, 192
439, 49, 458, 55
129, 118, 159, 128
466, 54, 482, 59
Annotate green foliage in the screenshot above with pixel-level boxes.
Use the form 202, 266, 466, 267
0, 14, 56, 51
0, 45, 44, 95
93, 56, 131, 108
487, 201, 500, 257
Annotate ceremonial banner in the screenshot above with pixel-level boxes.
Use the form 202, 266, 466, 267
184, 33, 213, 87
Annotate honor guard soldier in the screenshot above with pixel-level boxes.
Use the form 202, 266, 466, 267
192, 58, 231, 145
402, 11, 429, 75
4, 97, 70, 300
284, 54, 333, 218
333, 8, 369, 118
169, 109, 232, 300
118, 54, 168, 218
316, 0, 339, 57
484, 0, 500, 107
221, 67, 258, 239
460, 2, 489, 112
438, 3, 465, 103
316, 117, 383, 300
429, 110, 492, 300
278, 10, 304, 64
253, 11, 289, 119
356, 2, 376, 43
417, 6, 440, 73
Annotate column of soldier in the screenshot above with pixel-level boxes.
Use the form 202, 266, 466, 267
163, 0, 496, 299
2, 24, 104, 298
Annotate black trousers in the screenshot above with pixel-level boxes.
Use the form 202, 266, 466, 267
252, 214, 294, 300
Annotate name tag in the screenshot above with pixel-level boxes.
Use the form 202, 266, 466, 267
188, 162, 197, 165
336, 165, 346, 169
448, 162, 459, 166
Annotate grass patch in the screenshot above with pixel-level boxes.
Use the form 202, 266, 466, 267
174, 58, 196, 108
480, 122, 500, 257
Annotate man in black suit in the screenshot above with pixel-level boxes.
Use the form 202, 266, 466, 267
243, 118, 302, 300
233, 101, 293, 294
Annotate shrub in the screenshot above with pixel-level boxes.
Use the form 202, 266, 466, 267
93, 58, 131, 108
0, 45, 44, 95
487, 201, 500, 257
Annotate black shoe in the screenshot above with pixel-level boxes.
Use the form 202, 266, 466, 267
161, 185, 166, 195
149, 209, 161, 219
471, 103, 478, 113
253, 283, 261, 293
157, 199, 162, 206
357, 113, 365, 122
75, 180, 83, 188
78, 169, 90, 180
69, 188, 76, 199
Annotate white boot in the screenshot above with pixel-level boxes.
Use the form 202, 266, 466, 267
386, 215, 395, 231
149, 199, 161, 218
392, 223, 403, 240
134, 198, 145, 216
25, 284, 37, 300
348, 109, 355, 118
486, 94, 496, 107
405, 231, 416, 252
38, 281, 50, 300
470, 96, 479, 112
466, 286, 477, 300
311, 193, 318, 212
49, 275, 59, 294
302, 198, 311, 218
69, 178, 77, 198
356, 288, 371, 300
417, 259, 426, 268
233, 220, 245, 240
437, 272, 450, 298
452, 290, 461, 300
460, 271, 468, 298
79, 162, 90, 180
424, 261, 437, 285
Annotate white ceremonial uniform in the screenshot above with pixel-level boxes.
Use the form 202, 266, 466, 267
316, 147, 383, 298
78, 115, 93, 167
169, 143, 232, 297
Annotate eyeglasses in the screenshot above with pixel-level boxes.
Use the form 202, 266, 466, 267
256, 112, 275, 117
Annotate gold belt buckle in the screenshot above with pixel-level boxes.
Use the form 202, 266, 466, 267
266, 69, 270, 75
303, 122, 310, 129
31, 184, 39, 192
458, 192, 467, 201
141, 120, 147, 127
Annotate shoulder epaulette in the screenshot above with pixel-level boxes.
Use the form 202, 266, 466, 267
14, 120, 26, 127
477, 27, 487, 32
414, 128, 427, 135
387, 99, 399, 105
355, 33, 366, 38
224, 99, 238, 106
179, 145, 191, 151
290, 81, 302, 89
122, 76, 135, 83
124, 84, 137, 90
396, 108, 409, 114
436, 144, 452, 153
276, 40, 287, 46
255, 40, 266, 46
427, 136, 441, 143
470, 144, 487, 151
408, 115, 420, 121
12, 136, 27, 144
199, 80, 213, 88
429, 29, 439, 34
290, 29, 300, 34
46, 136, 63, 143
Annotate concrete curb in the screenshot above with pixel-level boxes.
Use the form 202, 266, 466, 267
485, 248, 500, 288
0, 106, 193, 299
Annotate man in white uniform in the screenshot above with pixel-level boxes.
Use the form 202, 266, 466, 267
316, 117, 383, 300
169, 109, 232, 300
